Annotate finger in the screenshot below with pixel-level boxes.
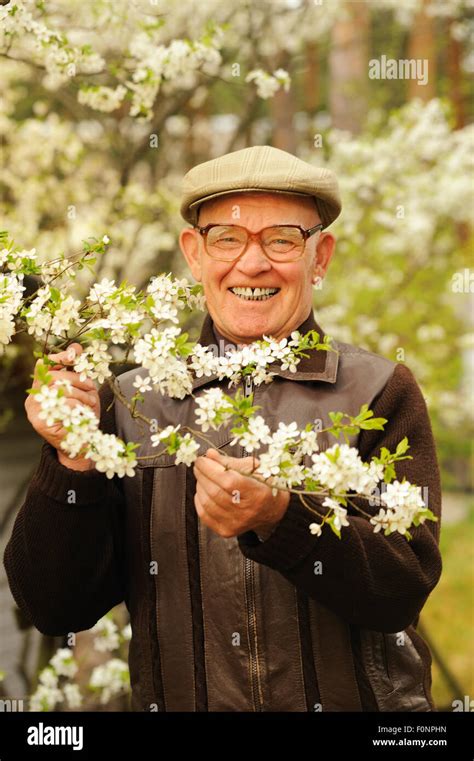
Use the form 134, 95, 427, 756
205, 448, 259, 473
47, 370, 96, 392
205, 448, 226, 462
31, 360, 94, 391
194, 455, 236, 491
195, 485, 219, 525
195, 455, 252, 493
196, 451, 252, 477
49, 384, 98, 409
194, 491, 204, 519
48, 342, 83, 366
195, 482, 229, 522
194, 453, 225, 477
194, 491, 218, 531
38, 397, 98, 426
204, 448, 240, 468
195, 467, 232, 508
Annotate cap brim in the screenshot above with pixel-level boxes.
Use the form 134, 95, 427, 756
186, 188, 332, 228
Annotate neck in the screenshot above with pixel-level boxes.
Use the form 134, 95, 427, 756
211, 310, 314, 349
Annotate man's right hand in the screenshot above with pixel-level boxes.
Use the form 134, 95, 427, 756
25, 343, 100, 472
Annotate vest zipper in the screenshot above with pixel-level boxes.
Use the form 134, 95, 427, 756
242, 374, 264, 711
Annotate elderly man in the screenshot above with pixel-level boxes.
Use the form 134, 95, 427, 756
4, 146, 442, 712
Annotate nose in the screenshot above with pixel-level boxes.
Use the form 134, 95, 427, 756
234, 240, 272, 276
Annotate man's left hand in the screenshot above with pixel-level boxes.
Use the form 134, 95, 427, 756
193, 448, 290, 540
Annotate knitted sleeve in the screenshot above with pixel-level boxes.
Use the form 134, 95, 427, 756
3, 383, 127, 636
238, 363, 442, 633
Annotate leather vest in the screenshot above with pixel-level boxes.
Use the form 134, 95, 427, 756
113, 311, 434, 712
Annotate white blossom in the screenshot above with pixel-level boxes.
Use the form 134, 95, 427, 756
298, 429, 320, 456
189, 344, 220, 378
89, 659, 129, 704
369, 480, 428, 536
38, 667, 58, 689
194, 388, 234, 432
245, 68, 290, 99
50, 648, 78, 679
29, 684, 64, 712
87, 278, 118, 305
133, 327, 193, 399
151, 424, 181, 447
51, 294, 83, 335
311, 444, 381, 495
78, 85, 127, 113
230, 415, 272, 453
24, 285, 52, 339
74, 340, 112, 384
89, 432, 137, 479
0, 273, 25, 352
63, 683, 83, 709
175, 434, 200, 466
90, 616, 120, 652
133, 374, 152, 393
322, 497, 350, 531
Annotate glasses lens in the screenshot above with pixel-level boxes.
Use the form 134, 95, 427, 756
206, 226, 247, 259
262, 226, 305, 258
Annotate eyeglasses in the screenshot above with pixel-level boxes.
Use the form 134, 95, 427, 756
194, 223, 324, 262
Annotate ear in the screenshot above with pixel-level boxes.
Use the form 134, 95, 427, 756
179, 227, 202, 281
312, 232, 335, 282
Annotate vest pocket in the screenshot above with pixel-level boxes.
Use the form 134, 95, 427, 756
360, 628, 432, 711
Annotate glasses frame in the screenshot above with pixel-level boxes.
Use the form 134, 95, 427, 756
194, 222, 324, 263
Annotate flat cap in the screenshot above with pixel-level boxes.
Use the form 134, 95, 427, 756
180, 145, 341, 229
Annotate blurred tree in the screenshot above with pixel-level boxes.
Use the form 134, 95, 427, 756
304, 42, 320, 114
329, 0, 370, 133
271, 53, 297, 152
0, 0, 472, 474
408, 0, 437, 101
446, 19, 466, 128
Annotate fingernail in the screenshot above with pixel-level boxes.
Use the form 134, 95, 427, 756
66, 348, 75, 361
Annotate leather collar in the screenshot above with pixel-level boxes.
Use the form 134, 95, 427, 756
190, 309, 339, 390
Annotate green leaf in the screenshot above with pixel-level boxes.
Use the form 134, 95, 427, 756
359, 418, 387, 430
383, 463, 396, 483
35, 362, 52, 385
328, 518, 341, 540
325, 446, 340, 464
395, 437, 410, 456
49, 287, 61, 305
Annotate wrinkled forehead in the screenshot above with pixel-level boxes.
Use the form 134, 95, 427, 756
197, 190, 320, 224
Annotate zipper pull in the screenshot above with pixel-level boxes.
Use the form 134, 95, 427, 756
244, 374, 253, 397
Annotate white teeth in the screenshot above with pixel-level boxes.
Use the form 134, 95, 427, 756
230, 286, 279, 301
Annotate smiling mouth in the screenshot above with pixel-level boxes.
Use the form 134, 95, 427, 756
228, 286, 280, 301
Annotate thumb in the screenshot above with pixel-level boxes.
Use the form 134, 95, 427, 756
205, 448, 259, 472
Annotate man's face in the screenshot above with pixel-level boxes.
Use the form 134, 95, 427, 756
179, 192, 335, 344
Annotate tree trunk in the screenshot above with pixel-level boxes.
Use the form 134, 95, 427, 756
446, 19, 465, 128
270, 55, 297, 153
407, 0, 437, 101
304, 42, 320, 113
329, 0, 370, 134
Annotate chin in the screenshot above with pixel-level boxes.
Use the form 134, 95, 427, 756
232, 315, 277, 341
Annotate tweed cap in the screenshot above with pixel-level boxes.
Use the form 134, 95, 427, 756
180, 145, 341, 229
